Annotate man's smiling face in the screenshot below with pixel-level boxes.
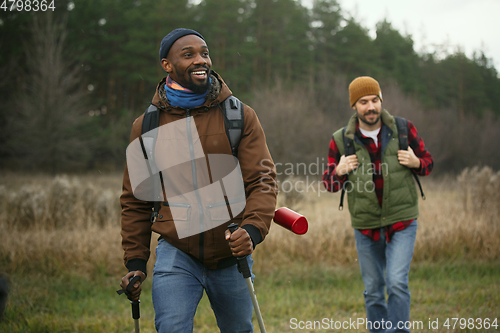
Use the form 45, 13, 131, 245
161, 34, 212, 94
353, 94, 382, 129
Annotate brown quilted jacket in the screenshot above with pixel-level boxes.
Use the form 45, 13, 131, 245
120, 72, 277, 272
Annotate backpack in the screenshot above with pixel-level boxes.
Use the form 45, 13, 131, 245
139, 96, 244, 222
338, 116, 425, 210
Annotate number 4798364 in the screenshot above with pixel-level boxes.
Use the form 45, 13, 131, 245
443, 318, 498, 330
1, 0, 56, 11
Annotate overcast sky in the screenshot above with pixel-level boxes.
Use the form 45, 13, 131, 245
302, 0, 500, 72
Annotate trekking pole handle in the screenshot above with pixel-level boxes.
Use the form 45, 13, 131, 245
131, 300, 140, 320
227, 222, 239, 236
116, 275, 142, 299
227, 223, 252, 279
128, 276, 141, 320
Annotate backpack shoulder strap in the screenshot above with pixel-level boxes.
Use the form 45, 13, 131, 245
140, 104, 160, 159
395, 116, 409, 150
141, 104, 160, 135
222, 96, 244, 157
140, 104, 162, 222
338, 127, 356, 210
342, 127, 356, 156
394, 116, 425, 200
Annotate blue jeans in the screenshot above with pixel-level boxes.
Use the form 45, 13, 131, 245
354, 220, 418, 333
152, 239, 254, 333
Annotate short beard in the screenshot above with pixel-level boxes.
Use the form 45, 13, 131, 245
189, 73, 211, 94
174, 67, 212, 94
356, 108, 380, 126
359, 114, 380, 126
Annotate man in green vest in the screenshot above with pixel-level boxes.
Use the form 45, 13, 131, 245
322, 76, 433, 333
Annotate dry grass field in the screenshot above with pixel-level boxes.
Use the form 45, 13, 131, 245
0, 168, 499, 332
255, 167, 500, 271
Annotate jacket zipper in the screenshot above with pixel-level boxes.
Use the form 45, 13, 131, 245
186, 109, 205, 263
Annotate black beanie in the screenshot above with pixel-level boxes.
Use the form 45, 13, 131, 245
159, 28, 205, 62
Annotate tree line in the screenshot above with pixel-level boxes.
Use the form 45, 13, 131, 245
0, 0, 499, 173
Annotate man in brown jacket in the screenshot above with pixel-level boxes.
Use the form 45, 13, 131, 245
119, 28, 277, 332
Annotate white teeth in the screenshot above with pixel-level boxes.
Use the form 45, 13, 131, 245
192, 71, 206, 75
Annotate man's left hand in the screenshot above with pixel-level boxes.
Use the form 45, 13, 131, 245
398, 147, 421, 169
225, 227, 253, 257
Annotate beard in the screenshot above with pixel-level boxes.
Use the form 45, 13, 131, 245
358, 109, 381, 126
173, 66, 212, 94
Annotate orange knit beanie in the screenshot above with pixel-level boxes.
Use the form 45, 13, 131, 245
349, 76, 383, 106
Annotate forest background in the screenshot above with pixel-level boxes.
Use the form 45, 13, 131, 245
1, 0, 500, 174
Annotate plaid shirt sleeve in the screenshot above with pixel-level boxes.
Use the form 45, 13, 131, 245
407, 120, 433, 176
322, 137, 348, 192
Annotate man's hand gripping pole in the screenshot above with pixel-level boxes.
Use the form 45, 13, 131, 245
228, 223, 267, 333
116, 275, 141, 333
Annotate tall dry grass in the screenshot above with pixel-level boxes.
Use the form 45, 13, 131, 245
458, 166, 500, 225
0, 173, 124, 276
1, 169, 499, 277
253, 168, 500, 271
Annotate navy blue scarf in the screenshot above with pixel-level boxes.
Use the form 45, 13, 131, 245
165, 76, 210, 109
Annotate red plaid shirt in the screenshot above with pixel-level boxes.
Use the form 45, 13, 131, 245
322, 119, 433, 242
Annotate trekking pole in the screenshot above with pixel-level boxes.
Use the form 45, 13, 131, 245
228, 223, 267, 333
116, 275, 142, 333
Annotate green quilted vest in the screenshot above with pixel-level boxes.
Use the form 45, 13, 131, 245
332, 110, 419, 229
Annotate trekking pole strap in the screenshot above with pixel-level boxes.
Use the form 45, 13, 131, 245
116, 275, 142, 298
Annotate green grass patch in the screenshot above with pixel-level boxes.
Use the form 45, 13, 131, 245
1, 260, 498, 332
